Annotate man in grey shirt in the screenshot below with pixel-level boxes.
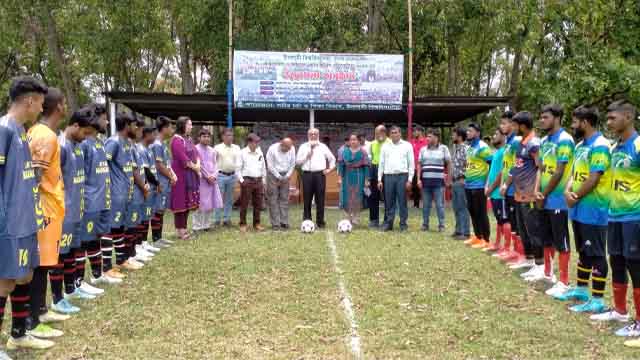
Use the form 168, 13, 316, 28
450, 127, 471, 240
265, 137, 296, 230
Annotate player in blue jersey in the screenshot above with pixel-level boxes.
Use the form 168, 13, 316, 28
49, 109, 93, 317
0, 77, 53, 353
136, 127, 163, 255
77, 104, 122, 287
150, 117, 176, 247
104, 113, 136, 276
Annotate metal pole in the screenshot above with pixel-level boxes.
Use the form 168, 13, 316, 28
109, 102, 116, 136
227, 0, 233, 129
407, 0, 413, 139
309, 109, 315, 129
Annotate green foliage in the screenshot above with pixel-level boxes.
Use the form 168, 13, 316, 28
0, 0, 638, 126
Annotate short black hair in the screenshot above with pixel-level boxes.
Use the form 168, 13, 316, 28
175, 116, 191, 135
572, 105, 599, 127
389, 125, 401, 133
68, 107, 93, 128
135, 118, 145, 128
156, 116, 172, 131
42, 88, 65, 117
541, 104, 564, 120
501, 110, 514, 120
222, 128, 233, 136
607, 100, 637, 121
9, 76, 48, 102
115, 112, 135, 132
468, 122, 482, 134
199, 128, 211, 137
454, 127, 467, 141
85, 103, 106, 131
427, 128, 441, 138
512, 111, 533, 129
142, 126, 156, 137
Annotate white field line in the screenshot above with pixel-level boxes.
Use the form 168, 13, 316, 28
326, 231, 363, 359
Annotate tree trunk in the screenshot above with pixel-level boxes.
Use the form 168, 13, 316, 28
447, 42, 458, 95
176, 25, 195, 94
367, 0, 381, 52
39, 3, 78, 111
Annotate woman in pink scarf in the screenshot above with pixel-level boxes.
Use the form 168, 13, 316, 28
192, 128, 222, 231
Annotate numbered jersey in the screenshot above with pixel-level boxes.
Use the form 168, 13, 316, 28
105, 135, 134, 203
609, 132, 640, 222
131, 142, 146, 205
60, 135, 85, 223
539, 129, 574, 210
569, 132, 611, 226
81, 136, 111, 212
0, 115, 42, 238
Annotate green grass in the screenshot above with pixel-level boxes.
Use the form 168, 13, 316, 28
4, 206, 640, 359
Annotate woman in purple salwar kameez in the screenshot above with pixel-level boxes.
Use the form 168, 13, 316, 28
170, 116, 200, 240
192, 128, 222, 231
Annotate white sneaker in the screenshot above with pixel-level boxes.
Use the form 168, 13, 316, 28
79, 282, 104, 296
591, 310, 630, 322
543, 274, 557, 284
520, 265, 539, 278
135, 246, 155, 258
129, 257, 146, 267
545, 282, 569, 296
6, 334, 54, 350
509, 259, 535, 270
0, 348, 12, 360
142, 241, 161, 253
524, 265, 546, 282
39, 311, 70, 323
152, 240, 170, 249
91, 274, 123, 285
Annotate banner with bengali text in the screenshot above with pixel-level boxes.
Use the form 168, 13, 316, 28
233, 50, 404, 111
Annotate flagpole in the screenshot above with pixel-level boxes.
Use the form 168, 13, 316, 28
227, 0, 233, 129
407, 0, 413, 139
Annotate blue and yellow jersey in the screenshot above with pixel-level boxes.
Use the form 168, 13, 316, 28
609, 132, 640, 222
539, 129, 574, 210
569, 132, 611, 226
464, 139, 493, 189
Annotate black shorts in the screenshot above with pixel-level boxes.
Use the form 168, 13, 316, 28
573, 221, 607, 257
608, 221, 640, 260
516, 202, 542, 248
539, 209, 570, 252
491, 198, 509, 225
506, 196, 518, 235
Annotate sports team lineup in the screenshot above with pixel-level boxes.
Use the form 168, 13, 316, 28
1, 75, 640, 359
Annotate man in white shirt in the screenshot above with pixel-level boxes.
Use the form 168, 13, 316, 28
296, 128, 336, 228
378, 126, 414, 231
266, 137, 296, 230
213, 128, 241, 226
238, 133, 266, 232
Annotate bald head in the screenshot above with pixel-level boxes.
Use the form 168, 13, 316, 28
307, 128, 320, 142
375, 124, 387, 141
280, 137, 293, 152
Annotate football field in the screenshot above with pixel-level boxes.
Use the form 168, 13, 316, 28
7, 206, 640, 359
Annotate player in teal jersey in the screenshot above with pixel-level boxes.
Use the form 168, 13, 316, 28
484, 129, 507, 252
496, 112, 523, 264
463, 123, 493, 248
554, 106, 611, 315
536, 105, 575, 289
592, 101, 640, 344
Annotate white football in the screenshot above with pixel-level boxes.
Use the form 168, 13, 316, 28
301, 220, 316, 233
337, 219, 352, 233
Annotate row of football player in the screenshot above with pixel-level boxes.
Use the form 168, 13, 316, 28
0, 77, 176, 358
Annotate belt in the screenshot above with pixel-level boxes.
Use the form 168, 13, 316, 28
303, 170, 324, 174
219, 171, 235, 176
384, 172, 408, 176
243, 176, 262, 181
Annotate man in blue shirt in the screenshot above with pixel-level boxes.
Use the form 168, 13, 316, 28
0, 76, 53, 352
150, 117, 175, 247
104, 113, 136, 277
